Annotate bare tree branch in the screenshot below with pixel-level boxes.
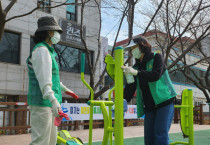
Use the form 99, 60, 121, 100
80, 0, 94, 89
182, 68, 210, 103
4, 0, 17, 14
94, 1, 129, 95
143, 0, 164, 35
5, 2, 42, 22
93, 1, 132, 97
146, 0, 210, 102
5, 1, 90, 22
0, 0, 4, 14
111, 3, 129, 55
93, 0, 102, 75
168, 24, 210, 70
205, 65, 210, 88
94, 81, 114, 99
171, 0, 186, 37
93, 69, 106, 91
169, 56, 210, 73
164, 0, 205, 63
166, 0, 171, 41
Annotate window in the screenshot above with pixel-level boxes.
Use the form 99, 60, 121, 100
29, 41, 93, 74
66, 0, 77, 21
168, 65, 208, 86
105, 75, 114, 86
38, 0, 51, 13
0, 96, 7, 103
30, 36, 36, 53
54, 44, 93, 74
169, 70, 188, 84
194, 101, 203, 107
0, 31, 20, 64
105, 74, 126, 86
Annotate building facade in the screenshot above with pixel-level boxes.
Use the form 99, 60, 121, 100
0, 0, 101, 128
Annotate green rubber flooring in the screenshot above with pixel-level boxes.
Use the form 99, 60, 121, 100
84, 129, 210, 145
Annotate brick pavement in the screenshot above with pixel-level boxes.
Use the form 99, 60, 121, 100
1, 124, 210, 145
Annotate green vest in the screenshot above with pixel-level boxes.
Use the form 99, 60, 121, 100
26, 42, 62, 107
136, 53, 177, 118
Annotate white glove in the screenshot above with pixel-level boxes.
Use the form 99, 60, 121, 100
49, 95, 61, 117
60, 82, 72, 92
60, 82, 79, 99
65, 88, 73, 93
121, 66, 138, 76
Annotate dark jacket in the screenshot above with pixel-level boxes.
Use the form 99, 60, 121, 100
124, 52, 175, 112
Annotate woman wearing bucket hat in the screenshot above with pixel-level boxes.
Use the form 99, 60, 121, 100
26, 16, 78, 145
121, 36, 177, 145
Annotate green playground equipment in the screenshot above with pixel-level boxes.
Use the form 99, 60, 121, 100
80, 46, 124, 145
170, 89, 194, 145
57, 130, 83, 145
57, 47, 195, 145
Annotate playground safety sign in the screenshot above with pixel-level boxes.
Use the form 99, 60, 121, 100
61, 103, 139, 121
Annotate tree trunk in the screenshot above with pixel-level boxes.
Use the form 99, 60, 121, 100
127, 0, 135, 66
0, 12, 6, 41
209, 104, 210, 125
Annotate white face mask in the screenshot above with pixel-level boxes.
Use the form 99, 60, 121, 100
51, 31, 61, 44
131, 47, 142, 59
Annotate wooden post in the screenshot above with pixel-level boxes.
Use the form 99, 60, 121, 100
74, 121, 79, 130
174, 108, 179, 123
3, 111, 5, 127
9, 111, 12, 126
22, 110, 26, 133
125, 119, 128, 127
200, 104, 203, 125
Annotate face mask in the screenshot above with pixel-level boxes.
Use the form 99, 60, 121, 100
51, 31, 61, 44
131, 47, 142, 59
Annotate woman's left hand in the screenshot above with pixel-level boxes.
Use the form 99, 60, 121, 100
121, 66, 138, 76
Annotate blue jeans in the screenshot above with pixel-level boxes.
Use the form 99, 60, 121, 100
144, 102, 174, 145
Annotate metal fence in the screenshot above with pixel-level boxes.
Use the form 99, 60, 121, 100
0, 102, 144, 135
173, 104, 207, 125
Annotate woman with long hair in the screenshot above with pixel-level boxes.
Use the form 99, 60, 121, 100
122, 36, 177, 145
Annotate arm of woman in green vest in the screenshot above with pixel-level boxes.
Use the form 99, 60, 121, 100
122, 53, 166, 101
60, 82, 79, 99
122, 53, 165, 82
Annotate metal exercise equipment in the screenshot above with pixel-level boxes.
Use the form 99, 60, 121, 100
81, 46, 124, 145
170, 89, 194, 145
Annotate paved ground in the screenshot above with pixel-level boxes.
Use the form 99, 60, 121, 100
87, 130, 210, 145
1, 124, 210, 145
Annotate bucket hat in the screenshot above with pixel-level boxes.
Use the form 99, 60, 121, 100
36, 16, 63, 34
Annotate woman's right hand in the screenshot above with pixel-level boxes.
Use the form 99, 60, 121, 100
51, 98, 61, 117
121, 66, 138, 76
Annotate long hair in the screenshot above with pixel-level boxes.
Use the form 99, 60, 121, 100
133, 36, 151, 53
33, 31, 49, 44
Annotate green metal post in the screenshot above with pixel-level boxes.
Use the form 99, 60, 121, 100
170, 89, 194, 145
114, 46, 124, 145
87, 100, 114, 145
188, 89, 194, 145
109, 87, 115, 145
57, 136, 67, 144
80, 53, 94, 145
